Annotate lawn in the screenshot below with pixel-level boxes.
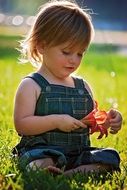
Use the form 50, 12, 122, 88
0, 34, 127, 189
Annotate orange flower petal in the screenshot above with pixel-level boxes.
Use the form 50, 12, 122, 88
95, 111, 108, 125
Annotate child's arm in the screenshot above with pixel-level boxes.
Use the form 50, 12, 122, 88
14, 78, 86, 136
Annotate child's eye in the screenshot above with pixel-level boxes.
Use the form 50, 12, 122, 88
62, 51, 70, 55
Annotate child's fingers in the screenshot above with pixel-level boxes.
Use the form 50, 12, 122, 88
109, 121, 122, 130
110, 118, 121, 124
109, 125, 121, 134
74, 120, 87, 128
109, 129, 118, 134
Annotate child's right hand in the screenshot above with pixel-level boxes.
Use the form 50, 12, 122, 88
57, 114, 87, 132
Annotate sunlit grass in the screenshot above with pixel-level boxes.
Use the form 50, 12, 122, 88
0, 35, 127, 189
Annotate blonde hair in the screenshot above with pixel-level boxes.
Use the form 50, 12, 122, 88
20, 0, 94, 67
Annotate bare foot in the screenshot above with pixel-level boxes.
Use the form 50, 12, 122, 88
46, 166, 63, 176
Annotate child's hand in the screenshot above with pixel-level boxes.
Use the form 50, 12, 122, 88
107, 109, 122, 134
57, 114, 87, 132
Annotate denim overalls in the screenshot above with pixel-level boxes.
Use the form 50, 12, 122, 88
13, 73, 120, 170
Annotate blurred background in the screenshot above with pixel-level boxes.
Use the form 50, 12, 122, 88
0, 0, 127, 53
0, 0, 127, 30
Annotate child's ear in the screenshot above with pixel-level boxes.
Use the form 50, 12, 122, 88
37, 41, 46, 54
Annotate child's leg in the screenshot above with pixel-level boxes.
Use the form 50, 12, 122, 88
64, 163, 112, 176
27, 158, 55, 170
26, 158, 62, 174
27, 160, 113, 176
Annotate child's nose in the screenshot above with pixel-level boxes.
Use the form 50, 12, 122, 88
69, 55, 78, 64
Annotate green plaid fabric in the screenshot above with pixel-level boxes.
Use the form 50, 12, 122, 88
15, 72, 94, 155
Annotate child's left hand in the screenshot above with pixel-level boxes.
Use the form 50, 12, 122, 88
81, 101, 123, 138
107, 109, 122, 134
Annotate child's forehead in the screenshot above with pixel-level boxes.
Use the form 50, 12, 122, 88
58, 41, 87, 52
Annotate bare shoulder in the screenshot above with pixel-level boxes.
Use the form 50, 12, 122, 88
15, 77, 41, 99
14, 77, 41, 113
14, 77, 41, 119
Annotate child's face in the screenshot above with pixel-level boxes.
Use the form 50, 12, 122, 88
42, 42, 86, 79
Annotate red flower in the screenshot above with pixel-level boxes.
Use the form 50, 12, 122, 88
81, 101, 108, 139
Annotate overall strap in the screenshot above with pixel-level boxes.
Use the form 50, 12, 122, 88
73, 77, 85, 89
26, 73, 49, 89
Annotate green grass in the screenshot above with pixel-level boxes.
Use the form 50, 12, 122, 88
0, 34, 127, 189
